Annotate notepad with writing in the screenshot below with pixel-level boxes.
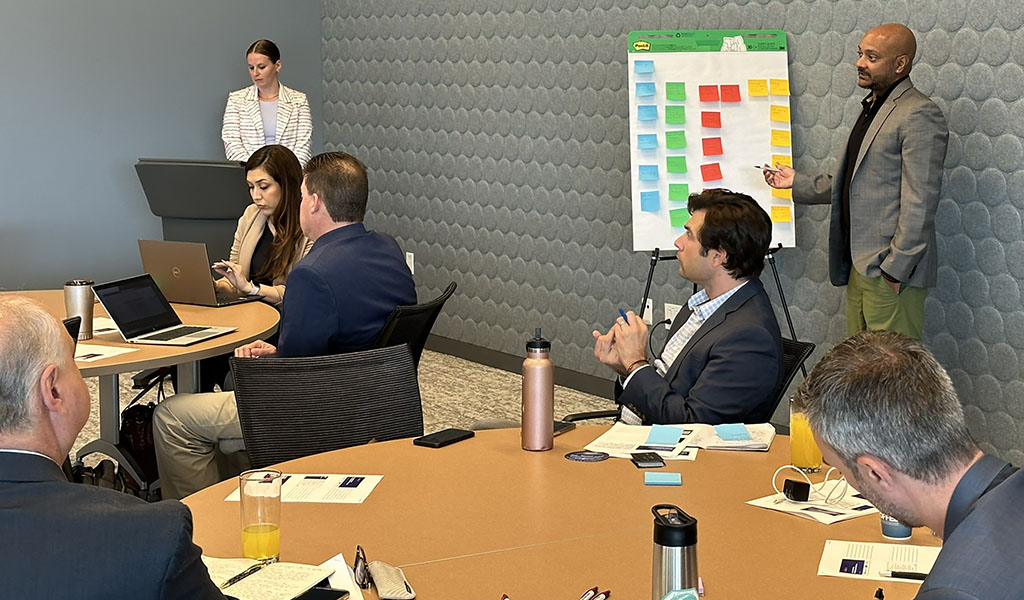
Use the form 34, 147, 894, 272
688, 423, 776, 451
201, 556, 334, 600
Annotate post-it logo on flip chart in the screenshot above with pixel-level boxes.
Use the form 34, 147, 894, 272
633, 40, 652, 52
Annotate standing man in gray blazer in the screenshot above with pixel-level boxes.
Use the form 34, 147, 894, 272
765, 23, 948, 339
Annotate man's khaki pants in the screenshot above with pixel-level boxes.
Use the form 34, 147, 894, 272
846, 269, 927, 339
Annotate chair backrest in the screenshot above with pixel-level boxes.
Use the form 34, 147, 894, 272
374, 281, 457, 367
229, 344, 424, 469
765, 337, 816, 421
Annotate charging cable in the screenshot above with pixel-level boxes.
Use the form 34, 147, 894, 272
771, 465, 848, 504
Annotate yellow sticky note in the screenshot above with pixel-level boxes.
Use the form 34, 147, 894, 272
771, 154, 793, 168
747, 79, 769, 97
771, 129, 792, 147
770, 79, 790, 96
771, 205, 793, 222
770, 104, 790, 123
772, 188, 794, 200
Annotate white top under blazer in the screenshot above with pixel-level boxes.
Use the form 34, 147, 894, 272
221, 83, 312, 166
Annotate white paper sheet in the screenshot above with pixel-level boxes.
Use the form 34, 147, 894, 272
320, 552, 365, 600
225, 474, 383, 504
817, 540, 940, 582
91, 317, 120, 336
201, 556, 334, 600
584, 422, 698, 460
74, 343, 138, 362
747, 488, 878, 525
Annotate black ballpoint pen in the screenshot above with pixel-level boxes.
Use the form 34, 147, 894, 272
219, 562, 268, 589
880, 570, 928, 581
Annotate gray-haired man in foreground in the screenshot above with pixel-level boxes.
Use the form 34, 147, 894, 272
0, 297, 223, 599
794, 330, 1023, 599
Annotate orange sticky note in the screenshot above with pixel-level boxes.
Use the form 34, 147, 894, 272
771, 129, 792, 147
770, 79, 790, 96
699, 85, 720, 102
771, 154, 793, 168
701, 112, 722, 128
720, 84, 741, 102
748, 79, 769, 97
771, 205, 792, 223
702, 137, 723, 156
770, 104, 790, 123
772, 187, 794, 200
700, 163, 723, 181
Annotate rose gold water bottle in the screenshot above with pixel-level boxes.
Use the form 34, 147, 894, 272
521, 328, 554, 451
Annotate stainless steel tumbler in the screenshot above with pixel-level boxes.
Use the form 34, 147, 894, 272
63, 279, 95, 340
652, 504, 698, 600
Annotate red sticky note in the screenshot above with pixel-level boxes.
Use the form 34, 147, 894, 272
702, 137, 723, 156
701, 163, 723, 181
701, 111, 722, 128
721, 84, 741, 102
698, 85, 720, 102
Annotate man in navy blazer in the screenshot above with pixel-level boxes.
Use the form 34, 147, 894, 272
796, 331, 1024, 599
0, 297, 224, 599
593, 189, 783, 425
154, 152, 416, 499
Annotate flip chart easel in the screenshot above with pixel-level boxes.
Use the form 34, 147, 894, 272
628, 30, 795, 251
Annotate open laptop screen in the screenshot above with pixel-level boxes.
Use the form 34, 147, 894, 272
92, 274, 182, 339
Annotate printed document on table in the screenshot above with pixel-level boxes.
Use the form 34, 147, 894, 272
91, 317, 120, 336
817, 540, 940, 582
225, 474, 383, 504
584, 422, 698, 460
687, 423, 776, 450
747, 488, 878, 525
74, 343, 139, 363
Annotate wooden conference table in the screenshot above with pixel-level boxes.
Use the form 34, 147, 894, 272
3, 290, 279, 484
185, 426, 939, 600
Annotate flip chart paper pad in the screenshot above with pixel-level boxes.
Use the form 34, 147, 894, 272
628, 30, 795, 251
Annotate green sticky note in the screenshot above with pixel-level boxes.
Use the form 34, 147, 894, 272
670, 208, 691, 227
666, 82, 686, 101
666, 157, 687, 174
665, 130, 687, 149
669, 183, 690, 201
665, 106, 686, 125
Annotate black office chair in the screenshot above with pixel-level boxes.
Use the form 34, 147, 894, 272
228, 344, 424, 469
373, 281, 457, 367
561, 337, 816, 424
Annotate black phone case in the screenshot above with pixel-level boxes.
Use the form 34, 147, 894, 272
413, 428, 475, 448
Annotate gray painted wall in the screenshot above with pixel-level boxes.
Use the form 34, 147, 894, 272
322, 0, 1024, 462
0, 0, 321, 289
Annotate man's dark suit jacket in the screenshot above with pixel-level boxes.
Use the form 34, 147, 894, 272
276, 223, 417, 357
916, 455, 1024, 599
615, 278, 783, 424
0, 451, 224, 599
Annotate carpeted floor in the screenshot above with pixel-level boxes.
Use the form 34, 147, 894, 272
71, 350, 615, 465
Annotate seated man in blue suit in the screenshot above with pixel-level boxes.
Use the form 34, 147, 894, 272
154, 152, 417, 499
795, 331, 1024, 598
0, 297, 224, 599
593, 189, 783, 424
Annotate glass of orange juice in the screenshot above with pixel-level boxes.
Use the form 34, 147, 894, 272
789, 399, 822, 472
239, 469, 282, 562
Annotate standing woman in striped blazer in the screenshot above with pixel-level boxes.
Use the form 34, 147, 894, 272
222, 39, 313, 166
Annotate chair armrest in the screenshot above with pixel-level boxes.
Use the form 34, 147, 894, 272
561, 409, 620, 423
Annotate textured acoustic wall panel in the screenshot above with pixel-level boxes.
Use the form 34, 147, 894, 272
323, 0, 1024, 462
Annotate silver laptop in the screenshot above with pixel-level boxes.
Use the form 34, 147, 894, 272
92, 274, 236, 346
138, 239, 257, 307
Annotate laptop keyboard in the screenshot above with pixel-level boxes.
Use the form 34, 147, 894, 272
140, 326, 210, 341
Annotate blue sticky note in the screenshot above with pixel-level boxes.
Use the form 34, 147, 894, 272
714, 423, 753, 441
638, 165, 659, 181
636, 82, 656, 97
646, 424, 683, 445
638, 105, 658, 121
634, 60, 654, 74
645, 472, 682, 486
637, 134, 658, 149
640, 191, 660, 212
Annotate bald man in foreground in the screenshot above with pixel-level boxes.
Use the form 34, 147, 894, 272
766, 24, 948, 339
